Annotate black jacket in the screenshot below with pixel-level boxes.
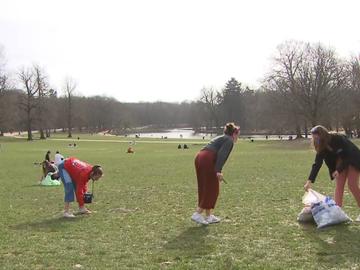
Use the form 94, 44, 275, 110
308, 134, 360, 183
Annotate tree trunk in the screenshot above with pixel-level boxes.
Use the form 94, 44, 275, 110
27, 106, 33, 141
304, 121, 308, 139
39, 129, 45, 139
67, 96, 72, 138
295, 125, 302, 139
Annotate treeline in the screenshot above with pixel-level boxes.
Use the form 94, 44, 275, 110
0, 41, 360, 140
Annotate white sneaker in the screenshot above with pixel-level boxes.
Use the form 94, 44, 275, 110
191, 212, 208, 225
356, 215, 360, 222
63, 212, 75, 218
78, 207, 91, 214
206, 215, 221, 224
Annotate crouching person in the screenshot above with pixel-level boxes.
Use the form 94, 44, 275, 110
58, 157, 103, 218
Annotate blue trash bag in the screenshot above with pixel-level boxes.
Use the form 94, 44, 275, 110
311, 196, 351, 229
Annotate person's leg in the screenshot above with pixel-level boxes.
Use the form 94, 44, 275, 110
58, 162, 75, 216
347, 166, 360, 207
192, 152, 209, 224
334, 168, 347, 207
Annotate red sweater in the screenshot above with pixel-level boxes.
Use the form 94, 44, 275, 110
64, 157, 93, 207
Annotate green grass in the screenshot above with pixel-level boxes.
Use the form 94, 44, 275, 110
1, 135, 360, 269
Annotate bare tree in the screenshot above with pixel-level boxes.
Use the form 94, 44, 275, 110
19, 68, 37, 140
0, 45, 7, 92
200, 87, 221, 128
63, 77, 77, 138
265, 41, 348, 137
0, 46, 8, 136
33, 65, 50, 139
297, 44, 347, 126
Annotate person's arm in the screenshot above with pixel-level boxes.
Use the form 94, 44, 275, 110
308, 153, 324, 183
215, 139, 234, 173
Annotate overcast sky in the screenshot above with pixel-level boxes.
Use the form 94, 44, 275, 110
1, 0, 360, 102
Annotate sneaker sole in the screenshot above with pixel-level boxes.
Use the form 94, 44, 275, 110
191, 217, 208, 225
207, 220, 220, 224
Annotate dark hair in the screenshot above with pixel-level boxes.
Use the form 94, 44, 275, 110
224, 122, 240, 136
92, 165, 103, 176
310, 125, 331, 153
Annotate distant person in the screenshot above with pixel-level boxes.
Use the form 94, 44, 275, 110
178, 144, 182, 149
304, 125, 360, 222
41, 160, 58, 180
191, 122, 240, 225
45, 150, 51, 162
183, 144, 189, 149
54, 151, 64, 166
58, 157, 103, 218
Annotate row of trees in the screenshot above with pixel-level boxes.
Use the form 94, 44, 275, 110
0, 41, 360, 140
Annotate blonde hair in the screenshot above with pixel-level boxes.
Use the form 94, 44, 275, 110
223, 122, 240, 136
310, 125, 331, 153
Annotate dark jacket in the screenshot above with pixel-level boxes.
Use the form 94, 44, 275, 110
308, 134, 360, 183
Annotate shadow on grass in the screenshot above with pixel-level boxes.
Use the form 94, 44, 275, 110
163, 226, 215, 258
302, 223, 360, 267
10, 216, 86, 232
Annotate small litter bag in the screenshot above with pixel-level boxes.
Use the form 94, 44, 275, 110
40, 173, 61, 186
311, 196, 351, 229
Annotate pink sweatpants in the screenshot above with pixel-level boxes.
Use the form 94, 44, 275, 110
334, 165, 360, 207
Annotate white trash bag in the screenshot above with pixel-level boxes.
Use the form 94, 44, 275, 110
302, 189, 326, 205
298, 189, 351, 228
297, 206, 314, 223
297, 189, 324, 223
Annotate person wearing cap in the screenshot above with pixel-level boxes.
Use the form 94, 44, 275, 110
58, 157, 103, 218
191, 122, 240, 225
304, 125, 360, 222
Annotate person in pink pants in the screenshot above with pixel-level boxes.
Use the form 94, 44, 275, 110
304, 125, 360, 221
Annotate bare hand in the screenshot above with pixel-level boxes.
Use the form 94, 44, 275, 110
304, 180, 312, 191
216, 172, 224, 182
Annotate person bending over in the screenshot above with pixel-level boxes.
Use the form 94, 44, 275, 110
191, 123, 239, 225
58, 157, 103, 218
304, 125, 360, 222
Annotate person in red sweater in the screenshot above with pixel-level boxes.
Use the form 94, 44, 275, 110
58, 157, 103, 218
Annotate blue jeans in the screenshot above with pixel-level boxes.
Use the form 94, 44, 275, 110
58, 161, 75, 202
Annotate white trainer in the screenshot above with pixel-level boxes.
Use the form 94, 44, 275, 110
191, 212, 208, 225
206, 215, 221, 224
78, 207, 91, 214
63, 212, 75, 218
356, 215, 360, 222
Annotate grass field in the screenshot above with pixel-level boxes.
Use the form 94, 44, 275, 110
1, 134, 360, 270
